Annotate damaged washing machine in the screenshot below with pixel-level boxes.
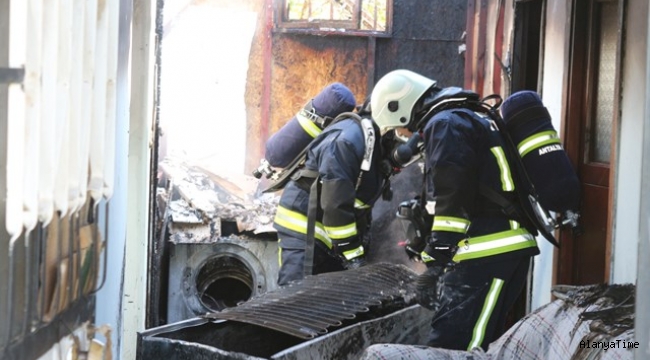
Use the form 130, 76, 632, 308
159, 161, 281, 323
167, 231, 279, 323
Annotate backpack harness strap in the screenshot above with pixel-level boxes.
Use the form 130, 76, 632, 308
299, 99, 333, 128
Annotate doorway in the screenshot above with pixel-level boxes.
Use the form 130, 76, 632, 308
558, 0, 623, 286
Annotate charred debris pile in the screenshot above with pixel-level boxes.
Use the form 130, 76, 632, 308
156, 159, 280, 242
138, 263, 429, 360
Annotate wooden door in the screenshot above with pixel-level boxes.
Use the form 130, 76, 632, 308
557, 0, 623, 285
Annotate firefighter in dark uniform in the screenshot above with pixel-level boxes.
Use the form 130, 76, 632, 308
272, 95, 389, 286
370, 69, 540, 351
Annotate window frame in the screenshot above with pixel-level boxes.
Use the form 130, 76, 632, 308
273, 0, 393, 37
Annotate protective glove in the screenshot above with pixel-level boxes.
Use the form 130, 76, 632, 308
396, 198, 431, 262
333, 236, 365, 268
415, 265, 445, 311
405, 238, 426, 262
420, 230, 462, 266
343, 256, 368, 270
421, 244, 458, 266
415, 235, 459, 311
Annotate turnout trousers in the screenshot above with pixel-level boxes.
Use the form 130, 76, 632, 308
276, 232, 345, 286
427, 255, 532, 351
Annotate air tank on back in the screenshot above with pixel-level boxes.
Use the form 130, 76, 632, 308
500, 90, 581, 232
264, 82, 357, 168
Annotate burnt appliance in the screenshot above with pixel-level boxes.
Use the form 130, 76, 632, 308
158, 161, 281, 323
167, 234, 279, 323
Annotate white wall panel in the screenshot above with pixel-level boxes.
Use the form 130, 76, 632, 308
53, 0, 73, 217
532, 0, 572, 311
611, 0, 648, 285
39, 0, 59, 225
23, 0, 43, 232
6, 0, 27, 240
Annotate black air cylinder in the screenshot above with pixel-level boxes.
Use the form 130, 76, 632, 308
500, 90, 581, 214
264, 83, 356, 168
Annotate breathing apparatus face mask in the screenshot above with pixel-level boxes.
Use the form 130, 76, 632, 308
381, 129, 423, 172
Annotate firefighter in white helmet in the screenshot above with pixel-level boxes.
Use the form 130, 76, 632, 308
370, 69, 540, 351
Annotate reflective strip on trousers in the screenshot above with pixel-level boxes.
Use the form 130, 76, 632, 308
453, 229, 537, 262
274, 206, 332, 248
468, 278, 504, 350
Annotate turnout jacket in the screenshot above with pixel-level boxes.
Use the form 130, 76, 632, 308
273, 117, 385, 260
421, 108, 539, 265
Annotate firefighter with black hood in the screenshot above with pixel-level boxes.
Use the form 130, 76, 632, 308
370, 69, 540, 351
271, 83, 397, 286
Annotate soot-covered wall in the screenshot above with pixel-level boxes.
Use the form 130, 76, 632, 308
374, 0, 467, 85
245, 0, 467, 173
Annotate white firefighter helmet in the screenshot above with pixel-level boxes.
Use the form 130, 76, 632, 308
370, 69, 437, 133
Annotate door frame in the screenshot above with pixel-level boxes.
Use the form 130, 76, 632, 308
556, 0, 625, 285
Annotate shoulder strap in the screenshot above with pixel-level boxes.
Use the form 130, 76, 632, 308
304, 174, 320, 277
332, 112, 375, 171
478, 184, 528, 226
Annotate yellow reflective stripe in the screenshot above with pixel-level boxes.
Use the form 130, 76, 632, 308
421, 251, 435, 263
277, 244, 283, 266
296, 112, 323, 138
324, 222, 358, 239
354, 198, 370, 209
509, 220, 520, 230
274, 206, 310, 234
518, 130, 561, 157
432, 216, 470, 233
490, 146, 515, 191
342, 245, 365, 260
274, 206, 333, 248
468, 278, 504, 350
453, 229, 536, 261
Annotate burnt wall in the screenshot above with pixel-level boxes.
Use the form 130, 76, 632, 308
245, 0, 467, 173
269, 35, 369, 135
374, 0, 467, 87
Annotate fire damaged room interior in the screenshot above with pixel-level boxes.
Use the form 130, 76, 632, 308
1, 0, 650, 359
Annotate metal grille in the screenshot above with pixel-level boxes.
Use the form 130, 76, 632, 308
204, 262, 419, 339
